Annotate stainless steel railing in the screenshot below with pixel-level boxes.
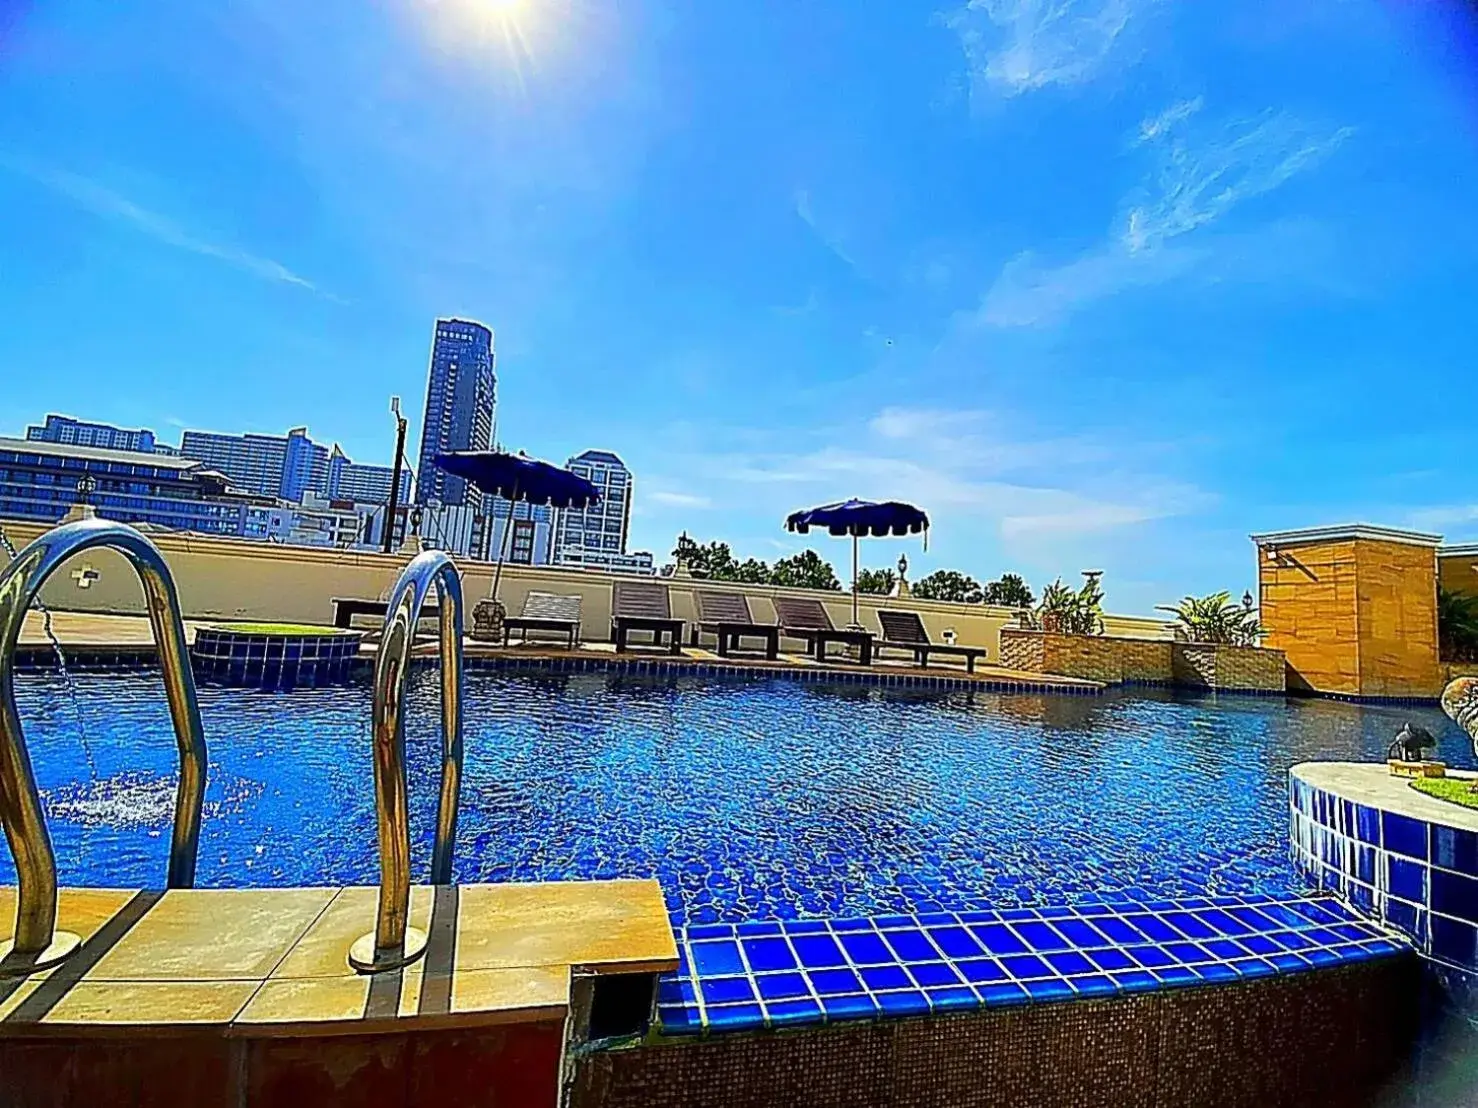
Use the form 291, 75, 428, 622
0, 518, 208, 976
349, 549, 464, 973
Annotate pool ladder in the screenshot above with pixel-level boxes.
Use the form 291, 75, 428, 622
350, 549, 464, 973
0, 523, 464, 977
0, 518, 208, 976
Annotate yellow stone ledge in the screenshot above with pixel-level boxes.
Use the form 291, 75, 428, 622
0, 879, 676, 1038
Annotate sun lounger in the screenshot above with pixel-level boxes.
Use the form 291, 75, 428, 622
773, 596, 873, 665
877, 610, 987, 674
692, 591, 780, 660
612, 581, 684, 654
503, 591, 582, 648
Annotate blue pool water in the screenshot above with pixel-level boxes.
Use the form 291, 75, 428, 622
4, 667, 1467, 925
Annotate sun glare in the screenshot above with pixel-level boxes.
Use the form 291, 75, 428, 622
412, 0, 565, 89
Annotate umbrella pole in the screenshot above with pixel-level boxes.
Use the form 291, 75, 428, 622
489, 480, 519, 604
851, 532, 859, 627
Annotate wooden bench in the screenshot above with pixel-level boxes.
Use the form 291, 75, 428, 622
877, 610, 987, 673
611, 581, 684, 655
773, 596, 873, 666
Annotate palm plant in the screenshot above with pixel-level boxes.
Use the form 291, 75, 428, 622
1024, 572, 1105, 635
1158, 591, 1263, 647
1439, 587, 1478, 662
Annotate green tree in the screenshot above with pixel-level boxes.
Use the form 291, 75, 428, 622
913, 570, 984, 604
1440, 587, 1478, 662
856, 567, 896, 595
671, 534, 737, 579
771, 550, 842, 591
730, 558, 772, 584
980, 573, 1034, 608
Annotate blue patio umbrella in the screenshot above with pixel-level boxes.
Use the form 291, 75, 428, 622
434, 450, 601, 601
785, 499, 929, 627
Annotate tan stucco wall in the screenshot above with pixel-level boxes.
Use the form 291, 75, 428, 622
1257, 536, 1440, 698
0, 520, 1174, 655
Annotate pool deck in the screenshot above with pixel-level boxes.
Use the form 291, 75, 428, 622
0, 880, 676, 1036
16, 610, 1103, 693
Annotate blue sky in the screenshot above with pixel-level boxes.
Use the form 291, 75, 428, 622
2, 0, 1477, 614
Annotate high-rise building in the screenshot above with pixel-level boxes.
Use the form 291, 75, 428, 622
324, 445, 410, 505
180, 426, 329, 500
554, 450, 649, 568
414, 319, 495, 509
27, 414, 158, 455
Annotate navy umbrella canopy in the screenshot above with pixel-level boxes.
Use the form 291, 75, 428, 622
434, 450, 601, 508
785, 499, 929, 539
433, 451, 601, 604
785, 499, 930, 626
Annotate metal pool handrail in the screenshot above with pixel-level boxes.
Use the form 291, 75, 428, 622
349, 549, 464, 974
0, 518, 207, 975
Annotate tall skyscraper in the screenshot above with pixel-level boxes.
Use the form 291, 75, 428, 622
414, 318, 496, 509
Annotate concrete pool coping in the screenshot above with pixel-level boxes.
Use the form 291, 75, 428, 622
0, 880, 676, 1037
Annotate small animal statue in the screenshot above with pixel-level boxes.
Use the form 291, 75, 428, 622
1388, 721, 1438, 763
1442, 676, 1478, 762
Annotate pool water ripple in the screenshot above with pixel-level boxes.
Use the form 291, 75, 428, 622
4, 668, 1465, 925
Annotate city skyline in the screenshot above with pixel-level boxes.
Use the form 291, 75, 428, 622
3, 3, 1477, 612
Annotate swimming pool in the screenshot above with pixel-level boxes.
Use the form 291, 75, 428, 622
5, 666, 1465, 925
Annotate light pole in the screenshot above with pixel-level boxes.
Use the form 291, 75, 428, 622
383, 397, 408, 554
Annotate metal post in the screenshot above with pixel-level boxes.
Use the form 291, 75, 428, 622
349, 549, 464, 974
0, 518, 208, 976
383, 397, 408, 555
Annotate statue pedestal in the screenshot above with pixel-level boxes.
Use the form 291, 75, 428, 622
1389, 760, 1446, 779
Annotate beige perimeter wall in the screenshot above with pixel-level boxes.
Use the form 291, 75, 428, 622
0, 520, 1175, 655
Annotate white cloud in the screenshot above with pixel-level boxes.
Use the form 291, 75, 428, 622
649, 490, 714, 509
794, 188, 856, 267
942, 0, 1136, 101
666, 406, 1204, 542
974, 101, 1351, 326
5, 159, 329, 296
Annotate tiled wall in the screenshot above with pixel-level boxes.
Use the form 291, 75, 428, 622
190, 630, 362, 691
1290, 773, 1478, 974
577, 958, 1421, 1108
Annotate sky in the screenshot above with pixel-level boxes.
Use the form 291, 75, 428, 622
2, 0, 1477, 614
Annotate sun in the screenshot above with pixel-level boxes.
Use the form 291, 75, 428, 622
413, 0, 551, 87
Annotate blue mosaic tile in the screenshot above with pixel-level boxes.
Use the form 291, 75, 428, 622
1381, 811, 1429, 861
659, 886, 1411, 1036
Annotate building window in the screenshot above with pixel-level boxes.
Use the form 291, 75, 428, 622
509, 520, 536, 564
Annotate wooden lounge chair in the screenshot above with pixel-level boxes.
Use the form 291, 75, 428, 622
503, 591, 582, 649
773, 596, 873, 665
611, 581, 684, 654
877, 610, 987, 674
691, 591, 779, 660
